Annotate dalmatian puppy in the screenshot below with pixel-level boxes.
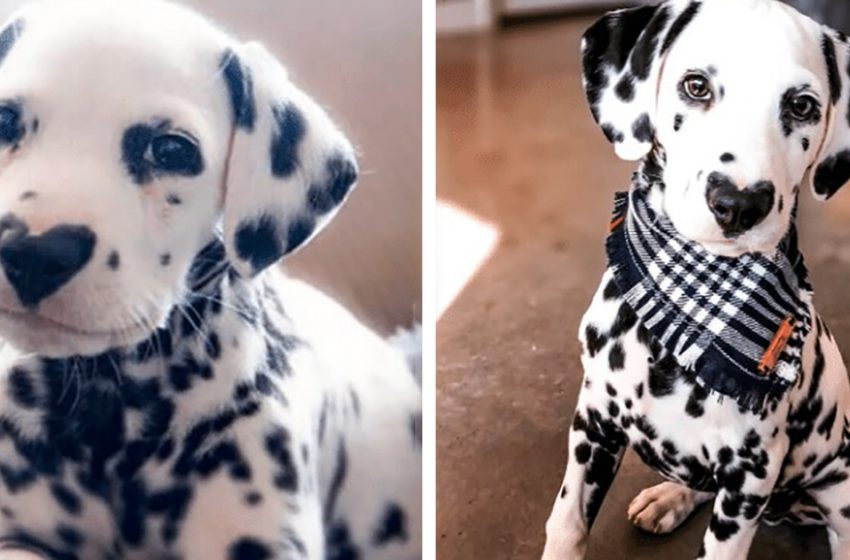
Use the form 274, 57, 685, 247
542, 0, 850, 558
0, 1, 422, 559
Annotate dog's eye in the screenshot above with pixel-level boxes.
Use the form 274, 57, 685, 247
0, 105, 22, 143
789, 95, 817, 121
682, 74, 712, 102
150, 133, 203, 175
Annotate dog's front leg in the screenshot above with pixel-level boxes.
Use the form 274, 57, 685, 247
696, 440, 784, 560
542, 399, 628, 560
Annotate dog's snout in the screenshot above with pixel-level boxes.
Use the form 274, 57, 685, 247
705, 173, 775, 237
0, 220, 96, 308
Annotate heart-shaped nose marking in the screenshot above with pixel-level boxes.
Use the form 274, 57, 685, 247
0, 222, 96, 308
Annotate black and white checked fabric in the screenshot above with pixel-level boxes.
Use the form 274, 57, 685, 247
606, 187, 812, 411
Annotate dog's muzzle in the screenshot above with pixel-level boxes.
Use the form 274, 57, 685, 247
705, 172, 775, 237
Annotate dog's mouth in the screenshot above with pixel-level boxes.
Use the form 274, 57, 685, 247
0, 306, 155, 357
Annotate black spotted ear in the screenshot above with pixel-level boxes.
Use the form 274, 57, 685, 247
582, 0, 701, 160
220, 42, 358, 277
811, 30, 850, 200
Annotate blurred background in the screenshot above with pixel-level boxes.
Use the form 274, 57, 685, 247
0, 0, 422, 337
437, 1, 850, 559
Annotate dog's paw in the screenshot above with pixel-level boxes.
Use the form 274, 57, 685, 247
628, 482, 713, 534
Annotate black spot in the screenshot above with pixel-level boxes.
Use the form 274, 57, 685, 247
50, 483, 82, 515
610, 304, 638, 338
166, 193, 182, 205
306, 156, 358, 215
0, 19, 23, 68
743, 429, 760, 449
575, 442, 592, 464
720, 152, 735, 163
220, 49, 256, 131
585, 325, 607, 358
285, 215, 316, 255
0, 102, 25, 149
270, 104, 306, 178
814, 150, 850, 199
615, 74, 635, 101
19, 190, 35, 201
778, 195, 784, 213
560, 485, 567, 498
374, 503, 407, 545
584, 447, 620, 527
635, 382, 644, 399
602, 278, 620, 300
159, 253, 171, 267
245, 491, 263, 506
802, 137, 810, 152
605, 383, 617, 397
601, 123, 624, 144
265, 426, 298, 492
685, 384, 709, 418
822, 34, 842, 105
817, 404, 838, 437
634, 415, 657, 440
234, 214, 283, 273
661, 2, 702, 55
721, 494, 743, 518
608, 343, 625, 370
205, 331, 222, 361
229, 537, 271, 560
326, 521, 360, 560
709, 515, 740, 541
324, 441, 348, 525
8, 367, 37, 408
632, 113, 654, 143
673, 114, 684, 131
55, 524, 84, 549
107, 251, 120, 270
608, 401, 620, 417
648, 354, 679, 397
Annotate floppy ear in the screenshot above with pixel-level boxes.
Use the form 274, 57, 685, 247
581, 0, 701, 160
811, 30, 850, 200
220, 42, 358, 277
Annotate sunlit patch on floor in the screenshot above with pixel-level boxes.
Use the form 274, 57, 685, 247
437, 200, 500, 318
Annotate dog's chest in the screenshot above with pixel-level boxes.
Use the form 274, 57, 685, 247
576, 269, 849, 496
0, 277, 336, 556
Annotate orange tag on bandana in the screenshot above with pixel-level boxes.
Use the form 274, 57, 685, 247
758, 316, 794, 375
609, 215, 625, 232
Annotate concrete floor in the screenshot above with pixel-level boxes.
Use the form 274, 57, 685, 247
437, 14, 850, 560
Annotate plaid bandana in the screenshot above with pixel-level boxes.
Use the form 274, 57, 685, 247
606, 187, 812, 413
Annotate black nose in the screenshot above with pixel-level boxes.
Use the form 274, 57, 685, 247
0, 218, 96, 308
705, 173, 775, 237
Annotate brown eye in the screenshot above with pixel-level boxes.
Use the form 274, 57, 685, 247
682, 74, 712, 102
790, 95, 817, 120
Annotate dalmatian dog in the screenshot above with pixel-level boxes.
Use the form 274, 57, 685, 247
0, 1, 422, 559
542, 0, 850, 558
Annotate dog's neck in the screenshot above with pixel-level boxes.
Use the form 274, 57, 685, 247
0, 238, 296, 412
633, 144, 802, 261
